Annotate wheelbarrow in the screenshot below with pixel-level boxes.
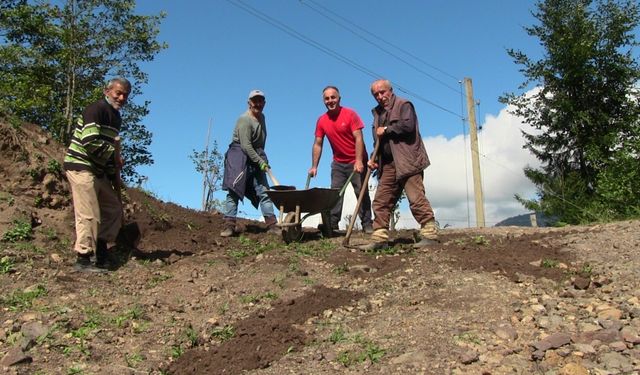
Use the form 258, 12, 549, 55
266, 172, 354, 243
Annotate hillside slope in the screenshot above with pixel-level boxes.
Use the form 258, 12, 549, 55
1, 120, 639, 374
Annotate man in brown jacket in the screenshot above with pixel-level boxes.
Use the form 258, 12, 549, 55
361, 79, 438, 251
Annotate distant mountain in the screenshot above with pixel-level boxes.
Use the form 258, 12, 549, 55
494, 212, 555, 227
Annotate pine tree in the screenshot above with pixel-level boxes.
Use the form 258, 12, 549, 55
501, 0, 640, 224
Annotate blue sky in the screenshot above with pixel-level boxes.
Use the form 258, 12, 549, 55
133, 0, 548, 227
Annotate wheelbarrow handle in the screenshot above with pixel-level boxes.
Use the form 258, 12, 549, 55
305, 173, 312, 190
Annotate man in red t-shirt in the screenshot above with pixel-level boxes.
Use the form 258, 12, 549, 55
309, 86, 373, 234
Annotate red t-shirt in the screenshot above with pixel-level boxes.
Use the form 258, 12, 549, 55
315, 107, 365, 164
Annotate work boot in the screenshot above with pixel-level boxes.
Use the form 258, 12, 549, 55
220, 218, 236, 237
95, 239, 110, 269
362, 223, 374, 234
413, 238, 438, 249
220, 226, 235, 237
359, 228, 389, 251
264, 215, 280, 235
73, 253, 108, 273
413, 219, 438, 249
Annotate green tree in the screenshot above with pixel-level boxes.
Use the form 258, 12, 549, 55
501, 0, 640, 224
0, 0, 166, 184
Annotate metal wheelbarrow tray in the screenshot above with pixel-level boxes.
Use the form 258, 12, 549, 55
266, 187, 341, 243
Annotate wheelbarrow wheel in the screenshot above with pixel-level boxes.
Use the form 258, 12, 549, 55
282, 212, 303, 243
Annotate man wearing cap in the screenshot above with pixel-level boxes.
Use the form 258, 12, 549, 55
220, 89, 278, 237
308, 86, 373, 235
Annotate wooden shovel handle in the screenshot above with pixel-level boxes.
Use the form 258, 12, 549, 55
265, 168, 281, 186
343, 141, 381, 246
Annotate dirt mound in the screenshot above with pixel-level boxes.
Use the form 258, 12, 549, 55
1, 120, 639, 375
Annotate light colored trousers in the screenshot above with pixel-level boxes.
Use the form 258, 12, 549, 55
66, 170, 122, 255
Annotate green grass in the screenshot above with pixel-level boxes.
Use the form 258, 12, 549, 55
2, 219, 33, 242
1, 284, 47, 311
541, 258, 559, 268
211, 324, 235, 342
454, 331, 482, 345
0, 256, 15, 274
329, 326, 348, 344
330, 329, 386, 367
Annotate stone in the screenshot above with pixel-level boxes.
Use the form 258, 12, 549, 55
572, 277, 591, 290
494, 323, 518, 341
558, 362, 589, 375
0, 347, 32, 367
532, 332, 572, 351
597, 308, 623, 320
459, 350, 478, 365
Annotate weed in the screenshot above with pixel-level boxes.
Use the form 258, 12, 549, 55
147, 274, 172, 287
41, 227, 58, 241
185, 324, 199, 347
219, 302, 229, 315
33, 195, 44, 208
473, 235, 489, 245
333, 331, 386, 367
541, 258, 559, 268
2, 284, 47, 311
114, 305, 144, 327
337, 350, 355, 367
125, 352, 144, 367
211, 324, 235, 342
0, 256, 15, 274
28, 168, 41, 181
453, 238, 466, 246
2, 219, 33, 242
170, 345, 184, 359
47, 159, 62, 176
302, 277, 315, 285
580, 263, 593, 276
228, 248, 248, 259
263, 291, 278, 300
240, 294, 259, 304
272, 273, 287, 288
454, 331, 482, 345
0, 192, 15, 206
332, 263, 349, 275
67, 366, 84, 375
12, 242, 44, 254
360, 342, 385, 363
329, 326, 347, 344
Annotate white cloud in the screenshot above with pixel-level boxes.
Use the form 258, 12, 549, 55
288, 99, 543, 230
333, 102, 542, 229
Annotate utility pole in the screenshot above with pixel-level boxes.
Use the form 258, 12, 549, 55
464, 77, 486, 227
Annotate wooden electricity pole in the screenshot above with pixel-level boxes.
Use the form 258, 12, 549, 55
464, 77, 486, 227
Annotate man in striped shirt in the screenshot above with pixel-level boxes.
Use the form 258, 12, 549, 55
64, 77, 131, 272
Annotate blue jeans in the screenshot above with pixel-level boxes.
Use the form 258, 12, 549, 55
223, 168, 274, 220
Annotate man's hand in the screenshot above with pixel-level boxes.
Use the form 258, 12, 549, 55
308, 166, 317, 177
375, 126, 386, 137
367, 160, 379, 170
259, 161, 270, 171
353, 160, 364, 173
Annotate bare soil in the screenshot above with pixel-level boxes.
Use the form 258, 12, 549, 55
1, 121, 639, 375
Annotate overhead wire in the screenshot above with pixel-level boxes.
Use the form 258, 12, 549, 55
225, 0, 463, 119
299, 0, 460, 93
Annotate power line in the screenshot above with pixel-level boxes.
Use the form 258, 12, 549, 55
226, 0, 462, 119
299, 0, 460, 93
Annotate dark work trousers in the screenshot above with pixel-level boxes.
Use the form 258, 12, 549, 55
372, 161, 435, 230
330, 161, 373, 230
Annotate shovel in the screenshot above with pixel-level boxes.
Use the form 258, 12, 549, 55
266, 168, 296, 191
114, 136, 142, 248
343, 141, 380, 246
